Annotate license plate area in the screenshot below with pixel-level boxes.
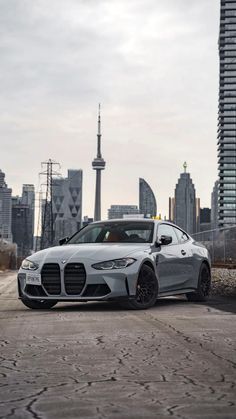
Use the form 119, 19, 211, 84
26, 273, 41, 285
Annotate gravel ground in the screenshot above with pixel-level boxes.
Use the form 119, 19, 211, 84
211, 268, 236, 297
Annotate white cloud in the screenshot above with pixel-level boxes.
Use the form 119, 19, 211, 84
0, 0, 220, 220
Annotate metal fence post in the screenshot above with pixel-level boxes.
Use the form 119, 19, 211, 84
212, 230, 214, 264
223, 230, 226, 264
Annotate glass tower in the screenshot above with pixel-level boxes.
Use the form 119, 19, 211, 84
174, 172, 197, 234
139, 178, 157, 218
218, 0, 236, 226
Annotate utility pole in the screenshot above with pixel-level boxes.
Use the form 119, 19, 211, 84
40, 159, 61, 250
35, 189, 42, 252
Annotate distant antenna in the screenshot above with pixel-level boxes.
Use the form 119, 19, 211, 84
40, 159, 61, 249
183, 161, 187, 173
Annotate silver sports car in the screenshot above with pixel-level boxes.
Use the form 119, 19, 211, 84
17, 219, 211, 310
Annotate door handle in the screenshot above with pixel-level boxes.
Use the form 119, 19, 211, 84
181, 250, 186, 256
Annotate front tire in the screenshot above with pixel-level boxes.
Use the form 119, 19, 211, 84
21, 299, 58, 310
186, 263, 211, 302
125, 264, 158, 310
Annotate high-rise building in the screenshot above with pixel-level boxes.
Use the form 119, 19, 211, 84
172, 164, 197, 234
52, 169, 82, 244
196, 197, 201, 232
11, 184, 35, 257
199, 207, 211, 232
0, 169, 12, 242
211, 180, 219, 229
108, 205, 139, 220
12, 198, 32, 258
168, 197, 175, 222
218, 0, 236, 226
92, 104, 106, 221
21, 184, 35, 249
139, 178, 157, 218
200, 208, 211, 223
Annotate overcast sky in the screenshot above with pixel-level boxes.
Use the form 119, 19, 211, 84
0, 0, 220, 220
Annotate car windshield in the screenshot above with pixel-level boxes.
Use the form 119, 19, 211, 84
67, 221, 154, 244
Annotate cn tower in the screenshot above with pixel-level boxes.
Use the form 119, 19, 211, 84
92, 104, 106, 221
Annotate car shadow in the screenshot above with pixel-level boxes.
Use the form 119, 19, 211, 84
52, 295, 236, 315
197, 295, 236, 315
157, 295, 236, 315
53, 296, 188, 313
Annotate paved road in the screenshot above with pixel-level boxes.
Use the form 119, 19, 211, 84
0, 271, 236, 419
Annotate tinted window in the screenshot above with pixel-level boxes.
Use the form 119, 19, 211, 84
68, 221, 154, 244
157, 224, 178, 245
174, 227, 189, 243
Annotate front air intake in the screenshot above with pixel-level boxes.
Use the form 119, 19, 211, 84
41, 263, 61, 295
64, 263, 86, 295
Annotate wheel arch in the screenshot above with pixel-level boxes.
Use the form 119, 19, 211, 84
139, 259, 159, 291
142, 259, 156, 273
201, 259, 211, 274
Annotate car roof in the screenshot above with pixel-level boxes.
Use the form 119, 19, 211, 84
91, 218, 161, 225
91, 218, 156, 223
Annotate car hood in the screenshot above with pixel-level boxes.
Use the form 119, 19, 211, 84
29, 243, 150, 265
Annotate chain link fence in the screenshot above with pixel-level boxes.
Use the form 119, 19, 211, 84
192, 225, 236, 266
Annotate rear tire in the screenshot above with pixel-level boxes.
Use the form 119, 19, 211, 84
124, 265, 158, 310
186, 263, 211, 302
21, 299, 58, 310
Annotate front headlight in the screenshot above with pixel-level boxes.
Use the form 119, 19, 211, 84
21, 259, 39, 270
92, 258, 136, 270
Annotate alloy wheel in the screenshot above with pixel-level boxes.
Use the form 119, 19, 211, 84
200, 266, 211, 297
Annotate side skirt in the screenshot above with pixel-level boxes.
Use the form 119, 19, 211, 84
158, 288, 197, 297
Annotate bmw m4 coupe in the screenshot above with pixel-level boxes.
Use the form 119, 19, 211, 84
18, 219, 211, 310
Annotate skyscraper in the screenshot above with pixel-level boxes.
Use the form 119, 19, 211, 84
12, 198, 32, 258
12, 184, 35, 257
173, 164, 197, 234
21, 184, 35, 249
200, 208, 211, 232
0, 169, 12, 242
196, 197, 201, 233
168, 197, 175, 222
92, 104, 106, 221
52, 169, 82, 244
211, 180, 219, 229
139, 178, 157, 218
108, 205, 140, 219
22, 184, 35, 210
218, 0, 236, 226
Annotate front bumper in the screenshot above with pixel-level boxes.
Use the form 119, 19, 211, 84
18, 264, 138, 301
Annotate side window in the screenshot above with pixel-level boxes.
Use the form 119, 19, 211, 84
174, 227, 189, 244
80, 227, 103, 243
157, 224, 178, 245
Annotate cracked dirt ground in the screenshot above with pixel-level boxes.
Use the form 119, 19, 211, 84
0, 272, 236, 419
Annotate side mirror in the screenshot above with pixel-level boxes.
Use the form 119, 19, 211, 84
59, 237, 69, 246
160, 235, 172, 245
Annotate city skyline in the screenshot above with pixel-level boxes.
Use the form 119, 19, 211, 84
1, 1, 220, 219
0, 159, 216, 226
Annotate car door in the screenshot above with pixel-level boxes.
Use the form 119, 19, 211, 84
155, 223, 188, 293
173, 226, 195, 289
